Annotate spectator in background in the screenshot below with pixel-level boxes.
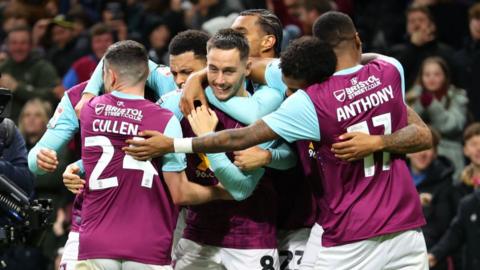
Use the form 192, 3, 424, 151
63, 23, 114, 89
31, 18, 51, 56
454, 3, 480, 122
187, 0, 243, 30
390, 4, 455, 89
18, 99, 51, 150
428, 122, 480, 270
0, 12, 29, 42
45, 15, 89, 77
409, 56, 468, 181
298, 0, 333, 35
408, 128, 455, 270
0, 26, 58, 123
102, 1, 129, 41
147, 20, 172, 65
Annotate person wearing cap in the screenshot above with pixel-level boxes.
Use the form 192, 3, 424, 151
0, 25, 59, 123
45, 14, 89, 77
454, 3, 480, 122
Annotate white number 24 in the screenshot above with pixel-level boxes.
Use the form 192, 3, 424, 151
346, 113, 392, 177
84, 136, 158, 190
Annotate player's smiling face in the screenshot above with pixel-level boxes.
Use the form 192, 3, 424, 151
207, 48, 250, 101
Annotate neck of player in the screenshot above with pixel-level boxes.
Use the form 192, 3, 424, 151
115, 82, 146, 98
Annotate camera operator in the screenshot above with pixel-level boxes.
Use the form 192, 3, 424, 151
0, 88, 34, 196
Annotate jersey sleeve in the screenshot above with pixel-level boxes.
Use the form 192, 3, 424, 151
266, 140, 297, 170
265, 59, 287, 95
378, 55, 406, 101
206, 153, 265, 201
205, 85, 284, 125
157, 90, 183, 121
148, 63, 178, 97
161, 116, 187, 172
84, 57, 105, 95
262, 90, 320, 143
28, 93, 79, 175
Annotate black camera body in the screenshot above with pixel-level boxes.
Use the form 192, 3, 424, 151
0, 175, 53, 247
0, 88, 12, 123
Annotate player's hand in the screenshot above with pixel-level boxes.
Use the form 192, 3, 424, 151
180, 70, 209, 116
188, 105, 218, 136
123, 131, 174, 160
74, 93, 95, 118
428, 253, 437, 268
331, 132, 383, 161
63, 163, 85, 194
234, 146, 271, 171
37, 149, 59, 172
419, 192, 433, 206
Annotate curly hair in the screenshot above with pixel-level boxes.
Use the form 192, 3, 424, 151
280, 36, 336, 86
168, 30, 210, 59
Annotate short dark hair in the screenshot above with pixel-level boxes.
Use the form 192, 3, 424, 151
464, 122, 480, 143
239, 9, 283, 56
90, 23, 113, 38
7, 25, 31, 39
469, 3, 480, 20
168, 30, 210, 59
313, 11, 356, 47
280, 36, 336, 85
104, 40, 149, 85
207, 28, 250, 62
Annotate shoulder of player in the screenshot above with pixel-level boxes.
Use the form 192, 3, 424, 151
153, 64, 173, 78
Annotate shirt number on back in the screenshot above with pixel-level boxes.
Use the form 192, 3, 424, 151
346, 112, 391, 177
85, 136, 158, 190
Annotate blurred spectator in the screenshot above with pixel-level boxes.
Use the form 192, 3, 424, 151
454, 3, 480, 122
353, 0, 408, 52
102, 1, 129, 41
18, 98, 51, 150
187, 0, 243, 30
409, 56, 468, 181
31, 18, 51, 56
44, 15, 89, 77
408, 128, 455, 270
412, 0, 469, 50
0, 12, 29, 42
428, 122, 480, 270
298, 0, 333, 35
0, 26, 58, 123
63, 23, 114, 89
146, 20, 172, 65
283, 0, 302, 20
390, 4, 455, 89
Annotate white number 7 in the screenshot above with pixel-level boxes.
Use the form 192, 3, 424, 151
346, 113, 392, 177
85, 136, 158, 190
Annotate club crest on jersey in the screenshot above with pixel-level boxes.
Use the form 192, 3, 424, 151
308, 142, 319, 159
333, 89, 346, 102
95, 103, 106, 115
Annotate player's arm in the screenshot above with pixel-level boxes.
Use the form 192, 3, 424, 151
76, 59, 176, 115
234, 141, 297, 171
187, 106, 266, 201
160, 116, 233, 204
28, 93, 79, 174
124, 90, 319, 158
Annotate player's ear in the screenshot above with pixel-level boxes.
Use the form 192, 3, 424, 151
261, 35, 276, 54
245, 59, 252, 77
354, 32, 362, 50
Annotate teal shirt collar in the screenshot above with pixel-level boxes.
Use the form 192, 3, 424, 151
333, 65, 363, 76
111, 91, 144, 100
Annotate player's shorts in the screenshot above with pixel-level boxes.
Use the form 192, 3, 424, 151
306, 227, 428, 270
172, 208, 187, 261
60, 231, 79, 270
75, 259, 172, 270
277, 228, 311, 270
300, 224, 323, 270
174, 238, 279, 270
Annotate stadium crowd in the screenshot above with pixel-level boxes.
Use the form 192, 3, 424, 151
0, 0, 479, 270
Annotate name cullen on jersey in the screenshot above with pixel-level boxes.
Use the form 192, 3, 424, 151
92, 119, 139, 136
336, 85, 394, 122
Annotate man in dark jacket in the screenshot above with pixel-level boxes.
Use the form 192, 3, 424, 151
408, 128, 455, 270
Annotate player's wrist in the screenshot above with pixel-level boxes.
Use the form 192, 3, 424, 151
376, 135, 387, 152
173, 138, 193, 153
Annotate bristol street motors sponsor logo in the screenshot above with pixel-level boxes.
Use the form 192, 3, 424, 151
94, 103, 144, 121
333, 75, 382, 102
